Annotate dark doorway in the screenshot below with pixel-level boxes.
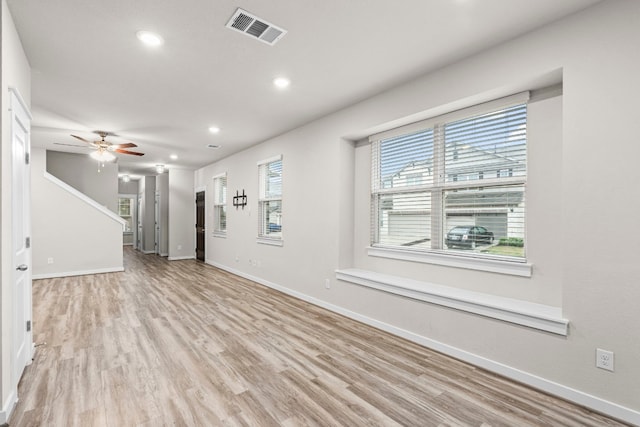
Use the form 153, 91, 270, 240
196, 191, 205, 261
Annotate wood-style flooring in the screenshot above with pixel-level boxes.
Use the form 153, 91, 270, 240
11, 247, 630, 426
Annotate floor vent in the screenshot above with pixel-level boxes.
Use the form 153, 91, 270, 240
226, 8, 287, 46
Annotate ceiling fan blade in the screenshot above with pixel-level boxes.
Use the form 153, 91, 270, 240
112, 142, 137, 149
54, 142, 88, 147
71, 134, 93, 144
114, 149, 145, 156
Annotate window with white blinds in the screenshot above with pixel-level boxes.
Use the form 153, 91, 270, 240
258, 155, 283, 243
371, 94, 528, 260
213, 173, 227, 235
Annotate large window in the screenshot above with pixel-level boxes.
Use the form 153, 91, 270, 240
213, 173, 227, 236
258, 155, 282, 244
371, 94, 527, 260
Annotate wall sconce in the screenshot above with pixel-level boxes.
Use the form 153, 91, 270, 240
156, 164, 166, 174
121, 174, 131, 183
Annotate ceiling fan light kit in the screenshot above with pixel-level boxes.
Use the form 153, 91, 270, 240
90, 149, 116, 162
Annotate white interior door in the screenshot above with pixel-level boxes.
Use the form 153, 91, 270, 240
10, 88, 33, 387
154, 191, 160, 254
137, 195, 143, 250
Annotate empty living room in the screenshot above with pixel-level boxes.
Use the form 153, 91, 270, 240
1, 0, 639, 425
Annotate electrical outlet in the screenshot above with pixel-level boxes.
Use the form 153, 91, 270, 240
47, 257, 54, 264
325, 279, 330, 289
596, 348, 614, 372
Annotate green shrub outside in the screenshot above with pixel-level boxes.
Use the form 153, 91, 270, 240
498, 237, 524, 247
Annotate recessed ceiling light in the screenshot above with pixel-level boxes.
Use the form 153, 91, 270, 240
273, 77, 290, 89
136, 31, 164, 47
209, 126, 221, 134
170, 154, 178, 160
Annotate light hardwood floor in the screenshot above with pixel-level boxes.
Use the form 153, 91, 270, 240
11, 248, 630, 426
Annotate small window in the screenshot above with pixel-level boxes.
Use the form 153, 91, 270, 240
213, 173, 227, 236
118, 197, 133, 232
258, 155, 283, 244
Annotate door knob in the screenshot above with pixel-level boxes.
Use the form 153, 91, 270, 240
16, 264, 28, 271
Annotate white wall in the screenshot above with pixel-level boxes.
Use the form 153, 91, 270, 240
0, 0, 31, 420
46, 151, 118, 212
195, 1, 640, 422
31, 148, 124, 277
168, 169, 195, 260
118, 177, 139, 195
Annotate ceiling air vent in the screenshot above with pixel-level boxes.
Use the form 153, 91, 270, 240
226, 8, 287, 46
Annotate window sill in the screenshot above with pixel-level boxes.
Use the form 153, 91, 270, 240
335, 268, 568, 336
212, 232, 226, 238
256, 237, 283, 247
367, 246, 532, 277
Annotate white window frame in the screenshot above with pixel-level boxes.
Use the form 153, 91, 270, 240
213, 172, 227, 237
257, 155, 283, 246
369, 92, 532, 277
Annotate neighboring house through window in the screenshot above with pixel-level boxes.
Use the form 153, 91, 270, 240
258, 155, 283, 245
213, 173, 227, 236
370, 93, 528, 260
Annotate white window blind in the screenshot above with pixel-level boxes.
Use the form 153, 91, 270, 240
258, 156, 282, 241
371, 95, 528, 260
213, 173, 227, 235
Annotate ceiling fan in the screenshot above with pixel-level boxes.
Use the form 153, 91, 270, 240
54, 130, 144, 160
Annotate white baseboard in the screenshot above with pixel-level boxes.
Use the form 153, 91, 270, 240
32, 266, 124, 280
160, 252, 169, 257
141, 250, 156, 254
205, 259, 640, 426
0, 388, 17, 424
168, 255, 195, 261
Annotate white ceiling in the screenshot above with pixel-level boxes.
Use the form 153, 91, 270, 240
8, 0, 599, 177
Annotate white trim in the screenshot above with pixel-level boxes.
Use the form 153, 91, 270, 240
213, 232, 227, 238
8, 86, 33, 120
159, 252, 168, 257
203, 260, 638, 425
0, 388, 17, 424
168, 255, 195, 261
141, 250, 156, 254
257, 154, 282, 166
32, 266, 124, 280
44, 172, 126, 227
194, 185, 207, 194
212, 171, 227, 180
336, 268, 567, 335
256, 237, 283, 246
368, 246, 532, 277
